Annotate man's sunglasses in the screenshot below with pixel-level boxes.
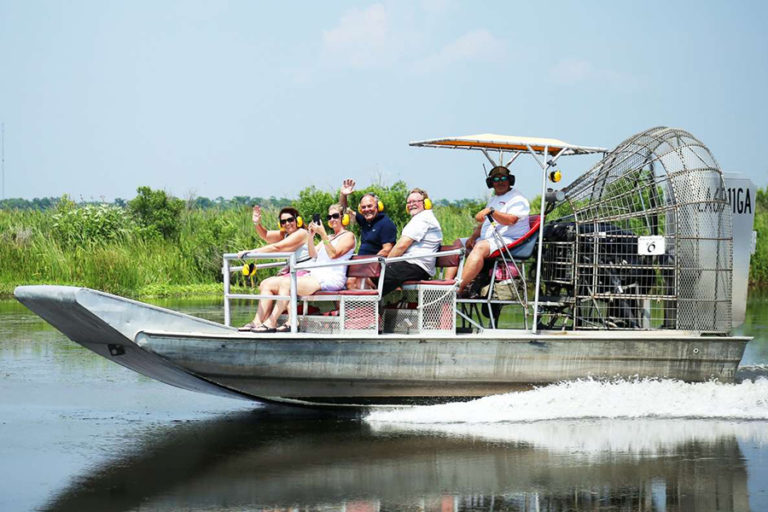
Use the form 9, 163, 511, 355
492, 176, 509, 183
279, 216, 296, 225
327, 213, 342, 220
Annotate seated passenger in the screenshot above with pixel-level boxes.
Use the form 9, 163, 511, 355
237, 206, 310, 328
237, 205, 311, 265
382, 188, 443, 296
242, 203, 356, 333
452, 165, 530, 296
339, 179, 397, 288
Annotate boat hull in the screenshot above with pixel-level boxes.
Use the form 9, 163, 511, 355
136, 331, 748, 404
15, 285, 750, 407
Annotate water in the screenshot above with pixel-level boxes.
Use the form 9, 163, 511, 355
1, 294, 767, 511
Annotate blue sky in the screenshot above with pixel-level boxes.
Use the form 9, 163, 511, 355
1, 0, 766, 203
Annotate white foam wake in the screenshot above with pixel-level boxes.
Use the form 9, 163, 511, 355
365, 378, 768, 456
370, 418, 768, 457
366, 377, 768, 424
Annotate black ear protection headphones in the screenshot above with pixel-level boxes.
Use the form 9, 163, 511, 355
486, 166, 516, 189
358, 194, 385, 214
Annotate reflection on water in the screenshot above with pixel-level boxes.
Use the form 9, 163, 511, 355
39, 411, 762, 512
2, 293, 768, 511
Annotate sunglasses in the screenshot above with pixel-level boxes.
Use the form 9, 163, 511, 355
492, 176, 509, 183
279, 216, 296, 225
326, 213, 342, 220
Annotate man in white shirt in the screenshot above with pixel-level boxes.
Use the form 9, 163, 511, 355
456, 165, 530, 296
382, 188, 443, 296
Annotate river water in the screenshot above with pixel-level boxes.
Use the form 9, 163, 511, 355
1, 294, 767, 512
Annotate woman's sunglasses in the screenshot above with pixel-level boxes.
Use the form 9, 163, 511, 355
279, 216, 296, 225
326, 213, 342, 220
492, 176, 509, 183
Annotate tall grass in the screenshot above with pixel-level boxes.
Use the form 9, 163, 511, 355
2, 184, 767, 297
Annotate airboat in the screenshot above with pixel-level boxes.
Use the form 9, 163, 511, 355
15, 127, 755, 407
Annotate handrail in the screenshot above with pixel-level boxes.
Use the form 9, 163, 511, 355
384, 248, 463, 265
222, 252, 297, 330
222, 248, 463, 331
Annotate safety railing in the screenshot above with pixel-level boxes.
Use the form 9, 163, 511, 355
222, 248, 464, 334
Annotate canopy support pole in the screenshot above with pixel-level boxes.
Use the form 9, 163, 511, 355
527, 145, 567, 334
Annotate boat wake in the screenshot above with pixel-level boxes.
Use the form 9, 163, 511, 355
366, 377, 768, 424
365, 377, 768, 455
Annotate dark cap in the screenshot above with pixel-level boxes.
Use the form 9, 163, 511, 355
489, 166, 511, 178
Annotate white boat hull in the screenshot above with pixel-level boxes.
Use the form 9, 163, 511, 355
15, 285, 749, 407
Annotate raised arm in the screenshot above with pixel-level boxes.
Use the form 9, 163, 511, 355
247, 229, 307, 256
339, 178, 356, 210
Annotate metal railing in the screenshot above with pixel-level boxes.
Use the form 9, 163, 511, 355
222, 248, 464, 334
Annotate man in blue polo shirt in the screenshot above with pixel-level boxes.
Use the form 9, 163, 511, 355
339, 179, 398, 287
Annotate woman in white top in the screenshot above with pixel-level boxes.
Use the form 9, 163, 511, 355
251, 203, 355, 333
237, 206, 309, 331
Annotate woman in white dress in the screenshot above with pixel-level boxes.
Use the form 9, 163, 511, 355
251, 203, 355, 333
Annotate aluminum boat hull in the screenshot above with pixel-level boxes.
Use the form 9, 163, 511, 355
14, 285, 750, 407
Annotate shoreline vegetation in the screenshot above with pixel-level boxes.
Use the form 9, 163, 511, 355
2, 184, 767, 299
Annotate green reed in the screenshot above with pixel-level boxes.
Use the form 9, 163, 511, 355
2, 185, 767, 298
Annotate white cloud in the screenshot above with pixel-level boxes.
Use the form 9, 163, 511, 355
414, 29, 508, 73
549, 59, 645, 90
549, 59, 594, 84
321, 3, 399, 69
318, 4, 507, 74
420, 0, 455, 15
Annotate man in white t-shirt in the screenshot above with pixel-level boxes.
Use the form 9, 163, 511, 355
456, 165, 530, 296
382, 188, 443, 296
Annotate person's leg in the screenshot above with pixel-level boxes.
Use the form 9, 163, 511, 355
381, 262, 429, 296
458, 240, 492, 294
443, 238, 466, 281
253, 276, 282, 324
266, 275, 321, 328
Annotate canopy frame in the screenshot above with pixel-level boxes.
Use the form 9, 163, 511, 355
410, 133, 607, 333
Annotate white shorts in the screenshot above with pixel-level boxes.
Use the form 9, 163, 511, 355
458, 236, 515, 255
309, 269, 346, 291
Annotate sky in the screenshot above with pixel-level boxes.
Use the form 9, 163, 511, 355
1, 0, 767, 203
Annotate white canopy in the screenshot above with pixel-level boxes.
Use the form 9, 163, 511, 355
410, 133, 606, 156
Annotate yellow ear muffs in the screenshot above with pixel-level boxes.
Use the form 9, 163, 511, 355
242, 262, 258, 277
424, 198, 432, 210
549, 170, 562, 183
279, 215, 303, 231
358, 197, 385, 214
341, 213, 350, 226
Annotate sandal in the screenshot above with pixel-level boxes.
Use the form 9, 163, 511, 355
251, 325, 276, 333
238, 321, 259, 332
274, 324, 291, 333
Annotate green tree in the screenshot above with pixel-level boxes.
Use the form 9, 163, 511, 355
127, 186, 184, 240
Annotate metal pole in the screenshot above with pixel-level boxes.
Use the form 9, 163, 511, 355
223, 256, 231, 326
531, 145, 549, 334
1, 123, 5, 200
289, 254, 298, 333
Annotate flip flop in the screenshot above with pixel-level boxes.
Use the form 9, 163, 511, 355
274, 324, 291, 333
238, 321, 259, 332
251, 325, 276, 333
